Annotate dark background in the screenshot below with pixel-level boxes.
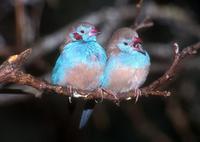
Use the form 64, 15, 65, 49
0, 0, 200, 142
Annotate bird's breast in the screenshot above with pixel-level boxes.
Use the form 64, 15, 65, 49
65, 63, 103, 91
106, 66, 149, 93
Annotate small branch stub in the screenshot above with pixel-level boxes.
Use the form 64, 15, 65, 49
173, 42, 179, 55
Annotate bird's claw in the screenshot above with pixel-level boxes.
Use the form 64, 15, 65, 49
68, 85, 73, 103
69, 85, 73, 94
68, 96, 72, 103
95, 88, 104, 103
126, 97, 132, 100
134, 89, 142, 103
73, 91, 83, 98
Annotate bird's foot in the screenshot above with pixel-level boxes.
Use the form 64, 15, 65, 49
68, 85, 73, 103
68, 97, 72, 103
95, 88, 104, 103
69, 85, 73, 94
134, 89, 142, 103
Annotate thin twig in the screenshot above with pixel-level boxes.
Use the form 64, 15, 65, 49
132, 0, 154, 31
134, 0, 143, 27
133, 17, 154, 31
144, 42, 200, 91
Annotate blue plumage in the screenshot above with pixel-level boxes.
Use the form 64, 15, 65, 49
102, 28, 150, 96
51, 22, 107, 129
51, 41, 107, 89
102, 52, 150, 88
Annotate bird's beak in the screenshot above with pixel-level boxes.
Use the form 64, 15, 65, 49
132, 37, 146, 55
133, 37, 142, 44
89, 28, 101, 36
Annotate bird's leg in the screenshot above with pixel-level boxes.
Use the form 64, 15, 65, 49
68, 85, 73, 103
95, 88, 104, 103
134, 89, 142, 103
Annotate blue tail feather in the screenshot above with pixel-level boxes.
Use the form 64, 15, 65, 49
79, 109, 93, 129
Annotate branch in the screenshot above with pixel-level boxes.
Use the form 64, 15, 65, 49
133, 17, 154, 31
143, 42, 200, 91
134, 0, 143, 26
0, 42, 199, 102
132, 0, 154, 31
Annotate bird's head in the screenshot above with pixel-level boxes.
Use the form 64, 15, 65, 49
66, 22, 100, 43
107, 28, 146, 55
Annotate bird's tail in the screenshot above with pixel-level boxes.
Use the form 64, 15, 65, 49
79, 109, 93, 129
79, 100, 95, 129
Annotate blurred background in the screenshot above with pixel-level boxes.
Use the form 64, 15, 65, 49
0, 0, 200, 142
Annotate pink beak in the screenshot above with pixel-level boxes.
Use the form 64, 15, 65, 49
131, 37, 142, 47
132, 37, 145, 55
89, 28, 101, 36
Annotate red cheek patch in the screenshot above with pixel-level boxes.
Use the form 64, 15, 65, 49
73, 32, 82, 40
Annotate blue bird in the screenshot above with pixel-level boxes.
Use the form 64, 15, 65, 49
51, 22, 107, 128
102, 28, 150, 100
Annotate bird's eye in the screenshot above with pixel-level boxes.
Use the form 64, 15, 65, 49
123, 42, 128, 46
80, 30, 85, 33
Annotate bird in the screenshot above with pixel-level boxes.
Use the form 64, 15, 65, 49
102, 28, 150, 101
51, 22, 107, 129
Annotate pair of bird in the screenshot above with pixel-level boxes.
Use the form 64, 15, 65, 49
51, 22, 150, 129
